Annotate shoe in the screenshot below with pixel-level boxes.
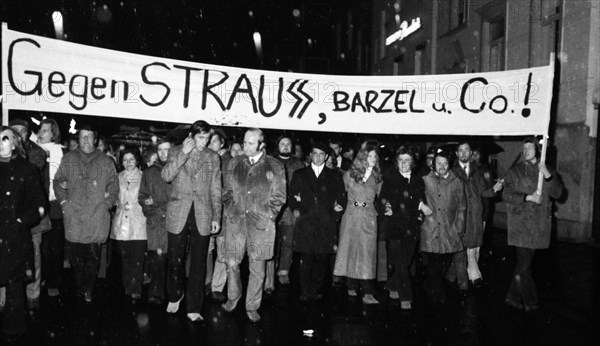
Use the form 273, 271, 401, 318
389, 291, 400, 300
148, 296, 163, 305
311, 294, 323, 301
362, 294, 380, 305
264, 287, 274, 295
332, 277, 343, 287
47, 288, 60, 297
278, 274, 290, 285
222, 300, 238, 312
187, 312, 204, 322
166, 294, 184, 314
246, 310, 261, 323
83, 292, 93, 303
504, 298, 524, 310
27, 298, 40, 310
471, 278, 483, 289
400, 301, 412, 310
524, 304, 539, 312
210, 291, 226, 303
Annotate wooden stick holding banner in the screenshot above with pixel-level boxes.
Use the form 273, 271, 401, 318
536, 53, 556, 195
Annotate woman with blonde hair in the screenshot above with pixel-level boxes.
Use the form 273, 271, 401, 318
334, 144, 383, 304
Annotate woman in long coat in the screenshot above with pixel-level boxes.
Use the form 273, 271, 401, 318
111, 148, 147, 300
334, 145, 383, 305
378, 147, 425, 309
0, 126, 46, 338
503, 138, 563, 311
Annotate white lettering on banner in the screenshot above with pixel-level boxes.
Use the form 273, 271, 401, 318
1, 24, 554, 136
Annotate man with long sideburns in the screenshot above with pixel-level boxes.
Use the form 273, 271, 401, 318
448, 141, 503, 290
264, 135, 304, 291
221, 128, 286, 323
161, 120, 221, 322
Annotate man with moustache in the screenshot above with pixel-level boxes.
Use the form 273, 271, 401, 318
264, 135, 305, 291
139, 137, 172, 305
221, 128, 286, 323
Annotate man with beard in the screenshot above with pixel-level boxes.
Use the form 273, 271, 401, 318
265, 135, 305, 292
139, 137, 173, 304
447, 141, 503, 291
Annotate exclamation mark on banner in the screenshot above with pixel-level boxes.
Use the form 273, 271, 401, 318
521, 73, 532, 118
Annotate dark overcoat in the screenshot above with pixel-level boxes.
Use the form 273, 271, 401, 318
139, 161, 171, 252
420, 171, 466, 254
0, 156, 46, 284
222, 152, 286, 263
378, 168, 425, 240
503, 160, 563, 249
452, 162, 496, 248
288, 166, 345, 254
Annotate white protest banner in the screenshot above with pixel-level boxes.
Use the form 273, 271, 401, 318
2, 24, 554, 135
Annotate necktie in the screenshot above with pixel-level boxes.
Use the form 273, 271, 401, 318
250, 158, 254, 165
464, 165, 469, 176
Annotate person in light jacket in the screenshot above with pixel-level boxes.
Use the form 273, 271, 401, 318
420, 151, 466, 304
111, 148, 147, 300
503, 137, 563, 312
161, 120, 221, 323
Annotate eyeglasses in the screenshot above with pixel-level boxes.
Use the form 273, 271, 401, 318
1, 136, 10, 142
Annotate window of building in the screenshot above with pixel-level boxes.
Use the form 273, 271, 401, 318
415, 43, 426, 75
439, 0, 469, 34
489, 19, 505, 71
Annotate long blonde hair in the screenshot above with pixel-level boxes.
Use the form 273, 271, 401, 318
349, 145, 382, 183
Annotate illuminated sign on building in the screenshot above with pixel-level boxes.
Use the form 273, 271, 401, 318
385, 17, 421, 45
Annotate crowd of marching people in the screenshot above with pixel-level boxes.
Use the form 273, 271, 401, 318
0, 117, 563, 339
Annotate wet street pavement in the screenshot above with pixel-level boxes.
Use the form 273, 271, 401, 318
10, 229, 600, 345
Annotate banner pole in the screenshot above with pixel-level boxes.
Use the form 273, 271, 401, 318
1, 23, 8, 126
536, 53, 556, 194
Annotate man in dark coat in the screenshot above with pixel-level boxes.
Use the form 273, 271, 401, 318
503, 137, 563, 311
329, 140, 351, 171
447, 141, 502, 290
208, 130, 232, 302
221, 128, 286, 323
288, 142, 345, 301
265, 135, 305, 291
9, 118, 48, 308
0, 126, 46, 338
138, 137, 172, 304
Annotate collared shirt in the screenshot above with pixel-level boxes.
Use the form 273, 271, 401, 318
336, 156, 342, 168
460, 162, 470, 176
363, 166, 373, 182
401, 171, 411, 182
249, 151, 263, 165
311, 163, 324, 178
